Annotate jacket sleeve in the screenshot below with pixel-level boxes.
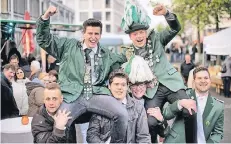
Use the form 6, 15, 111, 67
36, 16, 73, 61
110, 52, 127, 71
87, 114, 105, 143
207, 108, 224, 143
32, 114, 66, 143
162, 101, 181, 120
136, 105, 152, 143
33, 88, 44, 107
159, 12, 181, 46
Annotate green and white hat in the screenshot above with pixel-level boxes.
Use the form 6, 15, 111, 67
122, 55, 154, 84
121, 0, 151, 34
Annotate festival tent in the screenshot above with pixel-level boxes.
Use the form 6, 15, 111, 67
203, 27, 231, 55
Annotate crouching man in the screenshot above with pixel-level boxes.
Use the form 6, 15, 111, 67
87, 69, 151, 143
31, 83, 72, 143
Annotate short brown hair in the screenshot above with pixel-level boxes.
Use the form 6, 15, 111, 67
45, 82, 61, 91
9, 54, 19, 61
193, 67, 210, 79
3, 64, 16, 71
48, 70, 58, 79
109, 69, 129, 85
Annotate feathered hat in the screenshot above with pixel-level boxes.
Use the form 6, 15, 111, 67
122, 55, 154, 84
121, 0, 151, 34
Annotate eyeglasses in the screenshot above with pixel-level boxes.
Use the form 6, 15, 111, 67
130, 83, 146, 89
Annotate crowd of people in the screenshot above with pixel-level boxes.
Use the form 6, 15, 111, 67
1, 1, 226, 143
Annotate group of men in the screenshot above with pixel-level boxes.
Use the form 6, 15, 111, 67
31, 1, 224, 143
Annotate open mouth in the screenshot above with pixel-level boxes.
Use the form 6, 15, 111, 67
136, 39, 144, 43
89, 40, 97, 45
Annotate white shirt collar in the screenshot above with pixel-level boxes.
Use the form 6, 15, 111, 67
121, 97, 127, 105
83, 43, 98, 54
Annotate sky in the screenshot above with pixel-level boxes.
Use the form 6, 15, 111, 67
136, 0, 172, 28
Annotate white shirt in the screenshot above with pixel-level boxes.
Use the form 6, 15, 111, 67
196, 92, 208, 144
83, 43, 98, 83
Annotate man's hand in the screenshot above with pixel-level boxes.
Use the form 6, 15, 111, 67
147, 107, 164, 122
153, 4, 167, 16
179, 99, 197, 115
42, 6, 57, 20
53, 109, 72, 130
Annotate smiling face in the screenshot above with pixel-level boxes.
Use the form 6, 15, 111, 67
129, 29, 147, 48
16, 68, 25, 79
109, 77, 128, 101
83, 26, 101, 48
130, 83, 147, 99
194, 70, 211, 93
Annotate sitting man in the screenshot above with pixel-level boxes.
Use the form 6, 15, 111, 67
150, 67, 224, 143
87, 69, 151, 143
31, 83, 72, 143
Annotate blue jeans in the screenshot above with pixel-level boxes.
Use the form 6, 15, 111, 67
59, 94, 128, 143
222, 77, 231, 97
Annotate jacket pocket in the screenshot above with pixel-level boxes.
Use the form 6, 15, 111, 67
167, 68, 177, 75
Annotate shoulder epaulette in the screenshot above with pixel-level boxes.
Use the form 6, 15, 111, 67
214, 98, 224, 103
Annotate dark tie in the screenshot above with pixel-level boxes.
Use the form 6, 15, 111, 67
84, 48, 92, 64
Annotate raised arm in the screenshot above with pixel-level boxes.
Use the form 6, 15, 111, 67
152, 4, 181, 46
36, 6, 72, 61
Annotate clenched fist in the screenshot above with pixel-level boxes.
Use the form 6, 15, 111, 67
42, 6, 57, 20
153, 4, 167, 16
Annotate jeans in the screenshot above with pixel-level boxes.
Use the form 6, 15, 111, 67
59, 94, 128, 143
144, 83, 196, 143
79, 123, 89, 143
222, 77, 231, 97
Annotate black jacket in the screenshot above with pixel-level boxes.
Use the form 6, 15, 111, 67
31, 105, 66, 143
180, 61, 195, 77
1, 74, 19, 119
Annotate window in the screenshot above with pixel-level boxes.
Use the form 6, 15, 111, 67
79, 0, 89, 10
13, 0, 26, 15
93, 12, 102, 20
80, 12, 88, 21
93, 0, 102, 9
105, 0, 111, 8
106, 12, 111, 21
106, 24, 111, 32
1, 0, 8, 13
30, 0, 39, 18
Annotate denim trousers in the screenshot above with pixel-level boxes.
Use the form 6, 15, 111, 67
59, 94, 128, 143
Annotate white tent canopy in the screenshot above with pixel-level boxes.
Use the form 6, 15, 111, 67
203, 27, 231, 55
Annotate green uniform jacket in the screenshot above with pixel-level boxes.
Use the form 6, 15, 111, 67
123, 13, 185, 99
163, 90, 224, 143
36, 17, 126, 103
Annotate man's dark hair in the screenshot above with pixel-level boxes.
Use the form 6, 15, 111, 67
109, 69, 129, 85
83, 18, 103, 34
3, 63, 16, 72
193, 67, 210, 79
9, 54, 19, 61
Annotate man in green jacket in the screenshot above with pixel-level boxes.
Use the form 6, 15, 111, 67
161, 67, 224, 143
36, 6, 128, 143
120, 1, 197, 142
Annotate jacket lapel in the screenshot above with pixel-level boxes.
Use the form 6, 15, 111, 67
202, 94, 214, 138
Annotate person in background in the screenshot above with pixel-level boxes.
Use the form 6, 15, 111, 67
26, 72, 49, 117
48, 70, 58, 83
180, 54, 195, 84
12, 67, 30, 115
1, 64, 19, 119
29, 60, 41, 81
32, 83, 72, 143
221, 55, 231, 98
9, 54, 20, 67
